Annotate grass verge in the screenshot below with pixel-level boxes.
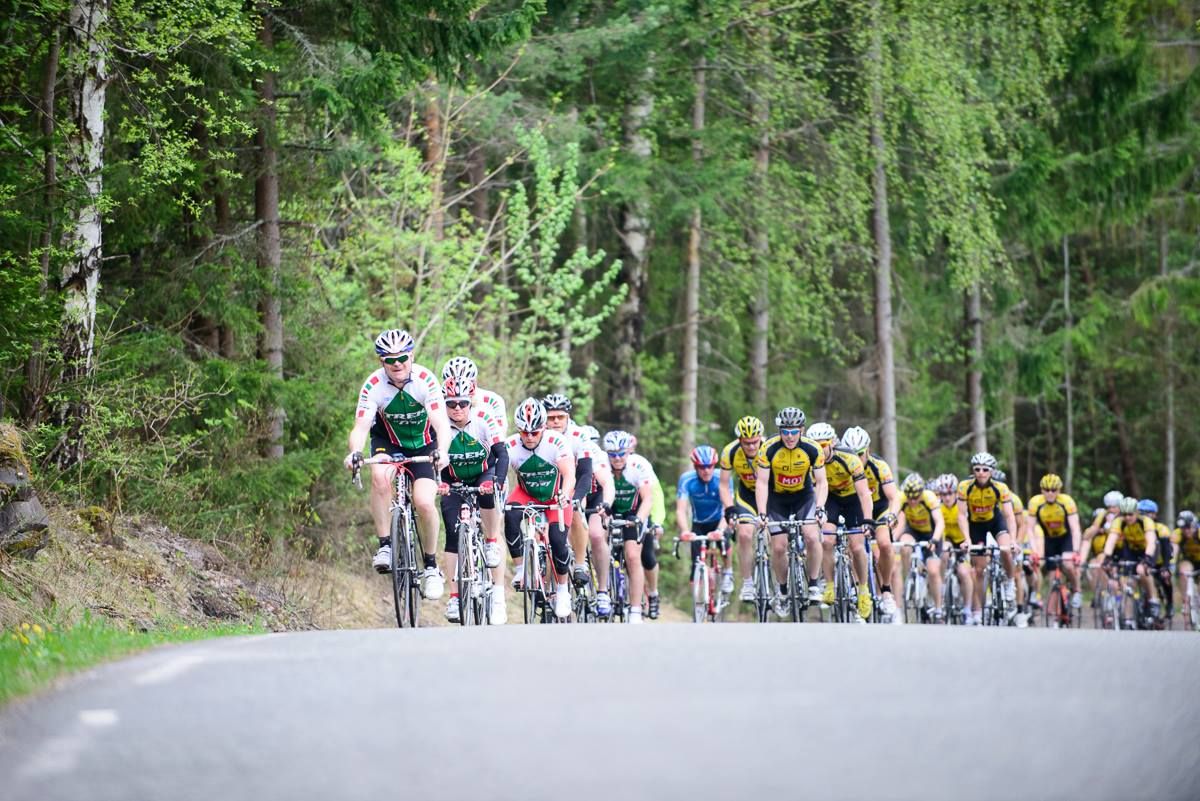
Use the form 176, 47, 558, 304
0, 612, 261, 706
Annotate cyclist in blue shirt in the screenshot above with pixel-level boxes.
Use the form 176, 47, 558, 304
676, 445, 732, 593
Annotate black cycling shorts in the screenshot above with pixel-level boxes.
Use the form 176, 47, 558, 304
585, 487, 605, 516
439, 478, 496, 554
824, 493, 865, 530
897, 531, 940, 561
732, 483, 757, 523
967, 514, 1007, 546
368, 432, 437, 482
766, 491, 815, 528
1043, 533, 1074, 562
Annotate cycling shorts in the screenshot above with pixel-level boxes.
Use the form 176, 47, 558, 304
1043, 532, 1075, 561
872, 498, 889, 519
612, 512, 646, 544
824, 492, 865, 530
897, 532, 940, 561
584, 487, 605, 516
967, 515, 1007, 546
766, 490, 815, 529
732, 483, 757, 523
368, 435, 437, 482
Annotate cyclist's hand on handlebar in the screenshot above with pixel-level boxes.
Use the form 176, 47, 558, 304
344, 452, 364, 471
878, 512, 897, 528
814, 506, 828, 524
710, 527, 725, 542
680, 530, 695, 541
756, 514, 769, 529
436, 481, 450, 496
479, 479, 494, 495
434, 450, 449, 471
724, 505, 739, 524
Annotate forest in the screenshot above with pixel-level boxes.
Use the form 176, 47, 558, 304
2, 0, 1198, 553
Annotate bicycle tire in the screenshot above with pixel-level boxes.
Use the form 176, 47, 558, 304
390, 507, 419, 629
456, 521, 474, 627
943, 570, 957, 625
754, 553, 771, 623
787, 548, 806, 623
693, 560, 709, 623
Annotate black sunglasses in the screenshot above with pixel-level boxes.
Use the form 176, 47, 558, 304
381, 354, 411, 365
446, 400, 471, 409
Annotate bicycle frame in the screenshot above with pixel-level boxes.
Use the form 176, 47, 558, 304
449, 484, 492, 627
673, 534, 729, 623
504, 502, 564, 624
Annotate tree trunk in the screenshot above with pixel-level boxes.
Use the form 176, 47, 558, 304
749, 64, 770, 413
680, 56, 706, 462
256, 11, 284, 459
868, 0, 897, 467
23, 28, 60, 422
1160, 217, 1175, 522
613, 68, 654, 428
55, 0, 107, 468
214, 189, 236, 357
1062, 235, 1074, 488
967, 283, 986, 453
424, 86, 446, 242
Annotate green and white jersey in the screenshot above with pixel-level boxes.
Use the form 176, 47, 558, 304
356, 364, 443, 451
445, 409, 503, 482
476, 387, 507, 437
506, 431, 571, 502
612, 455, 654, 515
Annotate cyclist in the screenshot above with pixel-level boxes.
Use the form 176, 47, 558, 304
838, 426, 901, 622
719, 416, 766, 601
542, 394, 595, 589
622, 433, 665, 618
503, 398, 577, 620
994, 468, 1033, 626
437, 373, 508, 623
1138, 498, 1175, 623
1175, 511, 1200, 625
1081, 490, 1123, 598
956, 452, 1019, 625
443, 356, 507, 436
1101, 496, 1160, 621
1026, 473, 1083, 612
677, 445, 728, 592
574, 424, 617, 617
895, 473, 945, 621
346, 329, 452, 600
754, 407, 827, 614
603, 430, 655, 623
932, 472, 974, 623
808, 422, 875, 622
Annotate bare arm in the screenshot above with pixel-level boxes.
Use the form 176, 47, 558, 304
854, 476, 873, 521
813, 465, 828, 509
932, 506, 945, 542
718, 469, 734, 509
1068, 513, 1082, 554
1002, 501, 1017, 544
347, 414, 374, 459
755, 465, 770, 517
957, 500, 970, 548
883, 481, 901, 517
556, 453, 576, 503
676, 497, 691, 536
636, 482, 654, 523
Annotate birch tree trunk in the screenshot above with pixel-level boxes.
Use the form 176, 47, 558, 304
968, 283, 987, 453
679, 55, 705, 462
55, 0, 107, 467
1063, 235, 1074, 487
1160, 217, 1175, 522
749, 62, 770, 413
613, 68, 654, 428
868, 0, 897, 467
256, 11, 284, 459
23, 28, 60, 422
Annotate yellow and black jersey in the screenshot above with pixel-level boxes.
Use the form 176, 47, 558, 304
861, 455, 895, 504
902, 490, 941, 535
1028, 492, 1078, 538
719, 439, 757, 491
824, 449, 866, 498
1088, 509, 1115, 555
754, 435, 824, 495
941, 500, 966, 545
957, 479, 1013, 523
1178, 530, 1200, 565
1107, 515, 1155, 552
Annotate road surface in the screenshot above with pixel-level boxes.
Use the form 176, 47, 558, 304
1, 624, 1196, 801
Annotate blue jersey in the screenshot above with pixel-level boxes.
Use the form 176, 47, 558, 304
677, 470, 723, 525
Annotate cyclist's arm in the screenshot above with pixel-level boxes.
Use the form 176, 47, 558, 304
556, 452, 576, 504
854, 476, 873, 521
956, 500, 970, 547
636, 482, 654, 523
1145, 529, 1157, 560
718, 468, 734, 509
675, 496, 691, 536
1102, 525, 1119, 558
597, 466, 615, 507
1068, 513, 1082, 554
573, 456, 593, 502
755, 465, 770, 516
428, 403, 453, 463
813, 465, 828, 510
883, 479, 901, 517
1002, 500, 1017, 543
348, 413, 373, 457
932, 506, 945, 542
483, 441, 508, 484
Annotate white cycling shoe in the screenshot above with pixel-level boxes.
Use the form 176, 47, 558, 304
445, 596, 460, 623
488, 585, 507, 625
372, 545, 392, 573
739, 580, 756, 602
483, 540, 503, 569
554, 583, 572, 620
420, 567, 445, 600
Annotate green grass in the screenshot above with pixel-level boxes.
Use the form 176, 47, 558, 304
0, 613, 261, 706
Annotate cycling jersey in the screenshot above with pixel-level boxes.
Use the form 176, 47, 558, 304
356, 365, 444, 451
1089, 509, 1115, 557
476, 388, 507, 436
861, 455, 895, 505
444, 409, 503, 482
755, 435, 824, 494
612, 456, 654, 516
677, 470, 723, 525
1027, 492, 1078, 538
941, 499, 965, 545
1178, 529, 1200, 564
824, 449, 867, 498
957, 479, 1013, 523
1107, 515, 1154, 553
506, 431, 571, 502
1154, 521, 1173, 568
719, 440, 757, 491
902, 490, 941, 536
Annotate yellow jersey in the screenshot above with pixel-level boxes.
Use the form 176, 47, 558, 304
1089, 509, 1115, 556
1027, 493, 1078, 539
957, 479, 1013, 523
719, 439, 757, 491
754, 435, 824, 495
1107, 515, 1154, 552
942, 499, 966, 545
1178, 529, 1200, 565
902, 490, 941, 535
824, 449, 867, 498
861, 455, 895, 504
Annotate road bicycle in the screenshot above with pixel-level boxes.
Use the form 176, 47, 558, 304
673, 531, 731, 623
942, 545, 968, 625
352, 452, 438, 629
973, 543, 1013, 627
605, 517, 639, 622
1114, 559, 1155, 631
1041, 554, 1080, 629
767, 516, 811, 622
447, 484, 494, 627
750, 519, 774, 622
504, 501, 568, 624
828, 518, 867, 624
900, 539, 936, 624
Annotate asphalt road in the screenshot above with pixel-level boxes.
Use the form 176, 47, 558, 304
1, 624, 1197, 801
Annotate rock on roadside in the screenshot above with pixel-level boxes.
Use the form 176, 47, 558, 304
0, 424, 49, 557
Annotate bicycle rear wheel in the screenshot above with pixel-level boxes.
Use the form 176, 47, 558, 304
786, 549, 807, 622
391, 508, 419, 629
693, 561, 709, 623
456, 524, 474, 627
753, 555, 771, 623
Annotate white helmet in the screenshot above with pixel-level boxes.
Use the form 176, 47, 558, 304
806, 422, 836, 442
602, 431, 634, 453
442, 356, 478, 384
374, 329, 414, 356
969, 452, 998, 470
1103, 490, 1123, 508
932, 473, 958, 493
580, 425, 600, 443
513, 397, 547, 433
839, 426, 870, 453
774, 407, 806, 428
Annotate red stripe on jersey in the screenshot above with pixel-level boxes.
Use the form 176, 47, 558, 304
369, 375, 379, 385
429, 401, 440, 411
357, 409, 365, 418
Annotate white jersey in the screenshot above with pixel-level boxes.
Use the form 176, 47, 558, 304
445, 409, 504, 483
506, 431, 571, 502
611, 454, 653, 515
627, 453, 657, 481
356, 364, 443, 450
476, 387, 507, 437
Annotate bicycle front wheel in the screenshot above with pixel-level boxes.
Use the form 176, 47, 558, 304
693, 561, 709, 623
391, 508, 419, 629
787, 550, 807, 622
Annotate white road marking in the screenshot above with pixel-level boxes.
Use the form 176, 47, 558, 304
78, 709, 118, 727
133, 652, 208, 686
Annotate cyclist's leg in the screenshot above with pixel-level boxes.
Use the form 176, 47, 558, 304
502, 486, 535, 581
735, 484, 757, 582
996, 529, 1015, 581
588, 507, 610, 593
967, 523, 988, 619
367, 432, 397, 542
624, 520, 646, 614
440, 490, 464, 587
642, 523, 660, 602
896, 532, 916, 593
568, 503, 589, 580
872, 501, 896, 600
923, 540, 942, 608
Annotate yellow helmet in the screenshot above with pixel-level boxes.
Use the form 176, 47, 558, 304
735, 415, 764, 439
1040, 473, 1063, 491
902, 473, 925, 498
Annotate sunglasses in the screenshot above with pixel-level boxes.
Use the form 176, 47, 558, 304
519, 428, 544, 436
446, 400, 471, 409
972, 467, 991, 473
607, 451, 627, 458
381, 354, 411, 365
815, 438, 835, 447
780, 428, 801, 436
